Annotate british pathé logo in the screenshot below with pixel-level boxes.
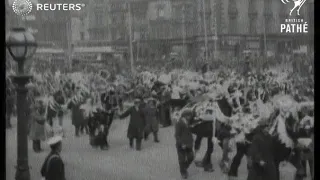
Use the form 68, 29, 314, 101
12, 0, 85, 16
280, 0, 308, 33
281, 0, 306, 16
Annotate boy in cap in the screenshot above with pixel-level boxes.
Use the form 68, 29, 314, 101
41, 135, 65, 180
175, 109, 195, 179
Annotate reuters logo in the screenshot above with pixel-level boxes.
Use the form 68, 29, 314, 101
12, 0, 33, 16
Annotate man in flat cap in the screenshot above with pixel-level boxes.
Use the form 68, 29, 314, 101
41, 135, 65, 180
175, 109, 195, 179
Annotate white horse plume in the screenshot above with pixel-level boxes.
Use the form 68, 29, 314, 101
281, 0, 307, 16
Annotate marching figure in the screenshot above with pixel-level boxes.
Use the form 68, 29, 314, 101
29, 98, 46, 153
247, 126, 277, 180
84, 98, 110, 150
175, 110, 195, 179
101, 87, 119, 136
41, 135, 66, 180
46, 90, 66, 136
88, 108, 110, 150
47, 90, 65, 126
68, 87, 85, 137
119, 98, 146, 151
143, 98, 160, 143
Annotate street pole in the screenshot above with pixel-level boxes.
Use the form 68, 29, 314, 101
136, 39, 139, 62
202, 0, 208, 62
210, 0, 218, 60
264, 17, 267, 58
182, 4, 186, 67
214, 0, 218, 60
14, 62, 32, 180
128, 3, 134, 74
67, 19, 73, 71
7, 28, 36, 180
215, 18, 218, 57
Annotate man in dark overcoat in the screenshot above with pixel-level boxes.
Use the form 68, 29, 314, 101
68, 89, 85, 137
247, 127, 277, 180
119, 99, 146, 151
175, 109, 195, 179
143, 98, 160, 142
159, 88, 172, 127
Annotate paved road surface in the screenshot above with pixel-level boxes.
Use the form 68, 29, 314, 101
6, 113, 307, 180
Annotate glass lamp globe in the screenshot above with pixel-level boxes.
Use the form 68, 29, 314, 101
6, 28, 37, 62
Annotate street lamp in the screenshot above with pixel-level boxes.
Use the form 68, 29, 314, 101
6, 27, 37, 180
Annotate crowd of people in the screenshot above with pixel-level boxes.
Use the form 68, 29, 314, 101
6, 55, 314, 180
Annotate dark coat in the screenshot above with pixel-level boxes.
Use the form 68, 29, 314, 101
247, 129, 277, 180
68, 100, 85, 127
41, 152, 66, 180
101, 93, 118, 111
54, 91, 65, 117
143, 106, 159, 133
159, 97, 171, 126
119, 106, 146, 139
175, 120, 194, 148
47, 91, 65, 120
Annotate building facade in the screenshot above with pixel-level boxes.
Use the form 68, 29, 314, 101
72, 0, 314, 61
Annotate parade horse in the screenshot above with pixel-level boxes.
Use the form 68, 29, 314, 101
227, 98, 311, 180
186, 95, 235, 171
188, 92, 308, 179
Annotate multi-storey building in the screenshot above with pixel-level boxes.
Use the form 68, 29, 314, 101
87, 0, 111, 40
218, 0, 313, 55
72, 0, 314, 61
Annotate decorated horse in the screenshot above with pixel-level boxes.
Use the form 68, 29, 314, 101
176, 92, 235, 172
228, 95, 313, 180
181, 90, 312, 179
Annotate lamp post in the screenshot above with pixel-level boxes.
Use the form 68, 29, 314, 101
6, 27, 37, 180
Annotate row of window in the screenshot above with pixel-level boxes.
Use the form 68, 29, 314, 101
149, 25, 195, 39
229, 16, 275, 34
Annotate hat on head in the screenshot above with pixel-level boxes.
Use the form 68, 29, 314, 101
47, 135, 62, 146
